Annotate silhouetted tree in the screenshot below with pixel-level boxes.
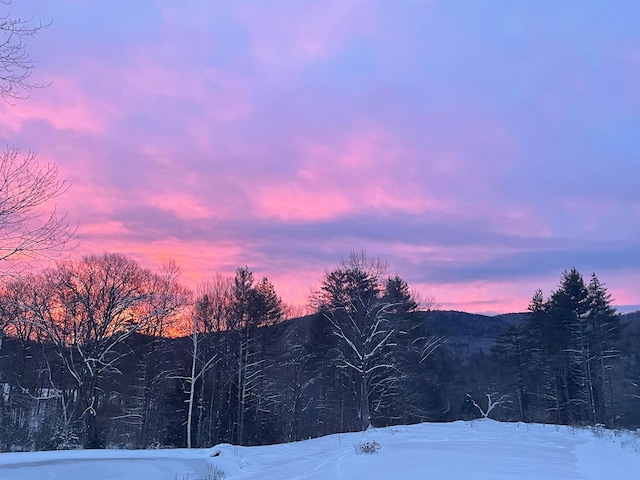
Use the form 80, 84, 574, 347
1, 4, 70, 275
313, 252, 437, 431
521, 269, 619, 425
20, 254, 186, 447
0, 147, 75, 275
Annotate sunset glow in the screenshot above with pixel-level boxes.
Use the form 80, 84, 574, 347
3, 0, 640, 314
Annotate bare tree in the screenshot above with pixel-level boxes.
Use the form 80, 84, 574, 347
123, 259, 191, 447
195, 274, 233, 446
22, 253, 183, 447
184, 308, 217, 449
174, 281, 228, 448
1, 0, 49, 103
0, 147, 75, 274
1, 3, 71, 274
467, 392, 511, 419
140, 259, 191, 338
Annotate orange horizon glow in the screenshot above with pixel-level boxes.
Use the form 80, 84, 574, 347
49, 235, 640, 318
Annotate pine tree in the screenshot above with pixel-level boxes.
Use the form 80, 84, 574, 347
383, 276, 418, 314
492, 324, 529, 421
227, 267, 283, 444
522, 269, 620, 426
585, 274, 619, 425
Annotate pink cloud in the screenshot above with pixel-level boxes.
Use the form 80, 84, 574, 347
253, 185, 352, 222
120, 59, 252, 122
55, 178, 125, 220
251, 125, 447, 221
144, 191, 214, 221
0, 76, 105, 136
71, 237, 246, 290
5, 0, 637, 319
239, 0, 373, 75
247, 118, 529, 229
79, 221, 130, 237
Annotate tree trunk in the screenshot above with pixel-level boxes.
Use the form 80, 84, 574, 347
187, 329, 198, 448
360, 375, 370, 430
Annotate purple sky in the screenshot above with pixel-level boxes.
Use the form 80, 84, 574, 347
3, 0, 640, 314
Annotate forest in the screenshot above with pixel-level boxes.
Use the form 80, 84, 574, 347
1, 251, 639, 452
2, 0, 640, 457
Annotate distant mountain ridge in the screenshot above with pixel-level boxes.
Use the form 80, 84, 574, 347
408, 310, 526, 357
415, 309, 639, 357
284, 309, 640, 359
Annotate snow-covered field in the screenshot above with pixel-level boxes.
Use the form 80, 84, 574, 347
1, 420, 638, 480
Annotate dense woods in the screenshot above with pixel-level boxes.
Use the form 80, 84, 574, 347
1, 253, 639, 451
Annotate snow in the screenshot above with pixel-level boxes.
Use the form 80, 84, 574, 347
1, 420, 638, 480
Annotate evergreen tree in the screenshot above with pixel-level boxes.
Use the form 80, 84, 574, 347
548, 268, 589, 423
228, 267, 283, 444
520, 269, 620, 425
383, 276, 418, 314
250, 277, 284, 328
585, 273, 620, 425
492, 324, 529, 421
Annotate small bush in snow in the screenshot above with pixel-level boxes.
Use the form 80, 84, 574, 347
590, 424, 606, 438
355, 440, 381, 454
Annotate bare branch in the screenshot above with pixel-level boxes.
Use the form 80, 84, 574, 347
0, 146, 76, 275
0, 1, 51, 103
467, 392, 512, 419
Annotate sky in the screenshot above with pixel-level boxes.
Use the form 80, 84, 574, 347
2, 0, 640, 314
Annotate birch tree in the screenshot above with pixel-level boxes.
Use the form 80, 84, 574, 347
197, 275, 235, 446
466, 392, 511, 419
183, 303, 217, 449
126, 259, 191, 447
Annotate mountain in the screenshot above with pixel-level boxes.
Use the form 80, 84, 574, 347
408, 310, 527, 357
280, 310, 529, 359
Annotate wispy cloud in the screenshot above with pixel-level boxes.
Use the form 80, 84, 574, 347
3, 0, 639, 313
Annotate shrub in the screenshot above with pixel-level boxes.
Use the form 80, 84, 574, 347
355, 440, 381, 454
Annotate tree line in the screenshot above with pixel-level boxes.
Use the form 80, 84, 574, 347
492, 268, 621, 426
0, 251, 444, 449
2, 251, 639, 451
